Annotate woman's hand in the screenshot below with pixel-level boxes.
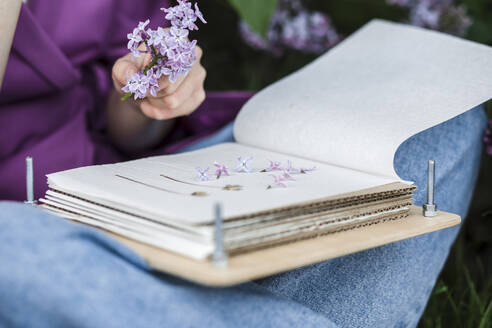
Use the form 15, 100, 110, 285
106, 39, 206, 154
111, 42, 207, 120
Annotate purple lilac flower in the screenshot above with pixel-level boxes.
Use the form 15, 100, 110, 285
239, 0, 340, 56
413, 0, 441, 28
163, 39, 197, 82
281, 170, 295, 181
213, 162, 230, 179
265, 160, 283, 172
127, 19, 150, 58
146, 27, 166, 48
121, 70, 159, 100
196, 167, 210, 181
168, 26, 190, 47
161, 0, 206, 31
285, 160, 300, 174
236, 156, 253, 173
194, 3, 207, 24
387, 0, 472, 37
239, 21, 270, 52
268, 174, 288, 188
147, 28, 196, 83
122, 1, 205, 100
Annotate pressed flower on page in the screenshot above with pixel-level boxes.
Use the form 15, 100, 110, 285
281, 170, 295, 181
236, 157, 253, 173
285, 160, 300, 174
214, 162, 230, 179
196, 167, 210, 181
262, 160, 283, 172
267, 174, 288, 189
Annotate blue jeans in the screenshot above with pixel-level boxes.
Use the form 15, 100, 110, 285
0, 106, 487, 328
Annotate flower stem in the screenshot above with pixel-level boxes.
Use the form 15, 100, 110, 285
143, 45, 161, 75
122, 45, 163, 102
121, 92, 132, 101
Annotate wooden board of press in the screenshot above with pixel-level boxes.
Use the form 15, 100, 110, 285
108, 206, 459, 287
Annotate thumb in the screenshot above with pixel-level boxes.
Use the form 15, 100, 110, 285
112, 55, 139, 93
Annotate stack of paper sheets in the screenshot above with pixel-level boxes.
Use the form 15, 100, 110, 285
40, 143, 415, 260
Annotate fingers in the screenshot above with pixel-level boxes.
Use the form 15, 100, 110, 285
112, 44, 153, 93
112, 55, 139, 93
140, 45, 206, 120
112, 40, 205, 119
140, 87, 206, 120
140, 60, 206, 121
147, 63, 206, 110
175, 87, 206, 116
155, 45, 204, 97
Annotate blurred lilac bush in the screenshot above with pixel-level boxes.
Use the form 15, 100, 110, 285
239, 0, 340, 56
386, 0, 472, 36
485, 121, 492, 156
237, 0, 472, 56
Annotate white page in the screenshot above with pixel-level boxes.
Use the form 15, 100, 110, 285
47, 143, 397, 224
234, 20, 492, 179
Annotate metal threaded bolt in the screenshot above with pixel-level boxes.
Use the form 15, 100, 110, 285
423, 160, 437, 217
212, 203, 228, 268
25, 156, 36, 205
427, 160, 434, 205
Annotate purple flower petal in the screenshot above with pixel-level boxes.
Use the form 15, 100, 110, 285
265, 160, 283, 172
213, 162, 230, 178
195, 3, 207, 24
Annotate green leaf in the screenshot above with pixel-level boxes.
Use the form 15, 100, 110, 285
465, 268, 484, 315
479, 299, 492, 328
433, 280, 449, 296
226, 0, 279, 37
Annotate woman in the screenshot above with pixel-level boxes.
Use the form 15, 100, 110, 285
0, 0, 251, 201
0, 1, 487, 327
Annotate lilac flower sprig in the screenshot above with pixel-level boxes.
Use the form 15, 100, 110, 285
122, 0, 206, 101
